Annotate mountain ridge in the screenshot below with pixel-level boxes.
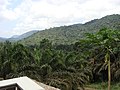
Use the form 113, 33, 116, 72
0, 30, 39, 42
8, 30, 39, 41
19, 14, 120, 45
0, 14, 119, 44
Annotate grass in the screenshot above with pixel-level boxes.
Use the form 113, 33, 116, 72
85, 82, 120, 90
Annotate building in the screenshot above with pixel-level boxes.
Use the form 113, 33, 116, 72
0, 76, 45, 90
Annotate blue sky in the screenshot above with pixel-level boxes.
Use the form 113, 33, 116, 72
0, 0, 120, 38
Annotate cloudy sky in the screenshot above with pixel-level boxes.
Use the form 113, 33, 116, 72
0, 0, 120, 38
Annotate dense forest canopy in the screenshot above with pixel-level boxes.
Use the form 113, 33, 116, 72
19, 14, 120, 45
0, 14, 120, 90
0, 28, 120, 90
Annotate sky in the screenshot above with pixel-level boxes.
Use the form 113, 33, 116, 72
0, 0, 120, 38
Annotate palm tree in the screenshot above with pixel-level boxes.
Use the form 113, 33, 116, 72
84, 28, 120, 90
0, 41, 13, 79
7, 43, 36, 79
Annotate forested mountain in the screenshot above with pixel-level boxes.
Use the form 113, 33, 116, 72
1, 28, 120, 90
0, 37, 7, 42
8, 30, 39, 41
0, 14, 120, 89
0, 30, 38, 42
19, 14, 120, 45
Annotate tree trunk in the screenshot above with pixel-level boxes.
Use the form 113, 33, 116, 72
108, 58, 111, 90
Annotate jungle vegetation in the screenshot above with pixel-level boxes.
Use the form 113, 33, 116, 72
19, 14, 120, 45
0, 28, 120, 90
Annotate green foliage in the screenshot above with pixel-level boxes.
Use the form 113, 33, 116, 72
86, 82, 120, 90
0, 27, 120, 90
0, 39, 91, 89
19, 14, 120, 45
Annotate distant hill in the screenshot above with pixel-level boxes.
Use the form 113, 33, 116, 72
8, 30, 39, 41
0, 37, 7, 42
0, 30, 39, 42
19, 14, 120, 45
10, 35, 20, 38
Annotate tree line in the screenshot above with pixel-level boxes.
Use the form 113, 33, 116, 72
0, 28, 120, 90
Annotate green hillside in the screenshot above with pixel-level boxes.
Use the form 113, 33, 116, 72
19, 14, 120, 45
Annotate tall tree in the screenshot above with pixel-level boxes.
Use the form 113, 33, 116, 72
84, 28, 120, 90
0, 41, 13, 79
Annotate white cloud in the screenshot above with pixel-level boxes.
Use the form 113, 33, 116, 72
0, 0, 120, 37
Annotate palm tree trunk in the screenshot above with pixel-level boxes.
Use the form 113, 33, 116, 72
108, 58, 111, 90
105, 52, 111, 90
